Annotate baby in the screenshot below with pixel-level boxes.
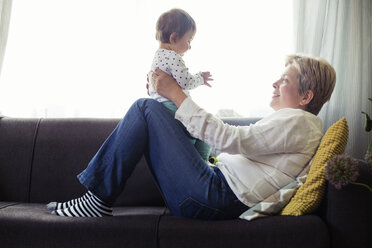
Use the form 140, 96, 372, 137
148, 8, 213, 161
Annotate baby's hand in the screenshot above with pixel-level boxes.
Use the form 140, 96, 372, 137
201, 71, 213, 87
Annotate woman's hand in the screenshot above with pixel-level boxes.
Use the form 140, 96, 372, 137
151, 68, 187, 107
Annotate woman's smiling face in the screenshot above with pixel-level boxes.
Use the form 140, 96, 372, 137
270, 65, 304, 111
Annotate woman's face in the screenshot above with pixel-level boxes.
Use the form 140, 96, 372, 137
270, 65, 304, 111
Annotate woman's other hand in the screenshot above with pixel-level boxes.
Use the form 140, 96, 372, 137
151, 68, 187, 107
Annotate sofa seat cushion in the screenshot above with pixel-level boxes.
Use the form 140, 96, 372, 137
158, 215, 329, 248
0, 203, 166, 248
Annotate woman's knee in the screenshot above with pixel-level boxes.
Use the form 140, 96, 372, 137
133, 98, 170, 118
133, 98, 160, 111
133, 98, 152, 107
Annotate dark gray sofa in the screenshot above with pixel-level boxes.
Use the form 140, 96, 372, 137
0, 117, 371, 248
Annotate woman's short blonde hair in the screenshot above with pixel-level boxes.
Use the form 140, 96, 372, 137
286, 54, 336, 115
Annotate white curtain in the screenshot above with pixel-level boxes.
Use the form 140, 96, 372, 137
0, 0, 11, 118
0, 0, 12, 76
293, 0, 372, 159
0, 0, 293, 118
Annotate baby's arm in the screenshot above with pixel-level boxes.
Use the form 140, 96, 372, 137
170, 55, 212, 90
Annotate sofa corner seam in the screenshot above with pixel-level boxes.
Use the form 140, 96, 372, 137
26, 118, 43, 203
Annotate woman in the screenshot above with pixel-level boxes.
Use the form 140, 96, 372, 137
47, 54, 336, 220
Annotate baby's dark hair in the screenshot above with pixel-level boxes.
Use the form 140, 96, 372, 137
156, 9, 196, 43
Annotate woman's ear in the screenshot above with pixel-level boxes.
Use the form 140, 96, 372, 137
300, 90, 314, 106
169, 32, 178, 44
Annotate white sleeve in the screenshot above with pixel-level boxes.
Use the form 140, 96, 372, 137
168, 53, 204, 90
175, 98, 315, 157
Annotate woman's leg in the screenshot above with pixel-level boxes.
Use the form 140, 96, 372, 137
50, 99, 152, 216
139, 99, 247, 219
76, 99, 152, 205
52, 99, 247, 219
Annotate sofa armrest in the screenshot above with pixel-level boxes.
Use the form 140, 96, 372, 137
322, 160, 372, 248
221, 117, 261, 126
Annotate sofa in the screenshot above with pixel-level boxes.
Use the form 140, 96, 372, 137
0, 116, 371, 248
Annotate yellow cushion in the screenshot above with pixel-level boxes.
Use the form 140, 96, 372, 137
281, 117, 349, 216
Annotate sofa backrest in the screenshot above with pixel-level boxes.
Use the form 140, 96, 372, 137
0, 117, 166, 206
0, 116, 260, 206
0, 118, 40, 203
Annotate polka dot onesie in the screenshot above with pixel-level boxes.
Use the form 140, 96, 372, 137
149, 49, 205, 102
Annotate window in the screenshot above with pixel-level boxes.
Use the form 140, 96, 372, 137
0, 0, 293, 118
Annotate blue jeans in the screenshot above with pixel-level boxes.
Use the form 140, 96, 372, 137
162, 101, 211, 161
77, 98, 248, 220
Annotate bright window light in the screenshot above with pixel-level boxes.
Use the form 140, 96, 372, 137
0, 0, 293, 118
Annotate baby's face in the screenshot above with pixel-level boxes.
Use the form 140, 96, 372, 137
172, 29, 195, 56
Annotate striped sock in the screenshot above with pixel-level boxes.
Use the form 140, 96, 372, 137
51, 192, 113, 217
46, 191, 93, 211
